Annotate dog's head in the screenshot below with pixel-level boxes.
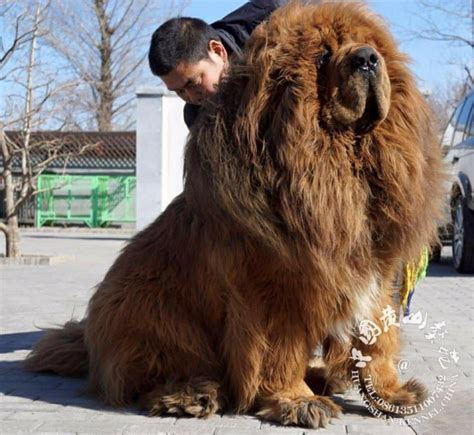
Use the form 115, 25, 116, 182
228, 1, 409, 137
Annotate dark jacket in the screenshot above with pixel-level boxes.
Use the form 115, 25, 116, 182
184, 0, 282, 129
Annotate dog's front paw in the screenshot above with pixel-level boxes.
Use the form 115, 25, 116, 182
143, 378, 225, 418
257, 395, 341, 428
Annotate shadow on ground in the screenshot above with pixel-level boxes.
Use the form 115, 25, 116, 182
0, 333, 373, 420
0, 357, 128, 413
427, 256, 474, 278
0, 331, 45, 353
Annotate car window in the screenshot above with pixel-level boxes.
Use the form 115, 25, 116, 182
442, 100, 464, 147
452, 96, 470, 146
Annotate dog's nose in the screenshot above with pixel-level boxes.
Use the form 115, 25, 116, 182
351, 46, 378, 72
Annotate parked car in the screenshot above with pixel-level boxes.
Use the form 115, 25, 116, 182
436, 89, 474, 273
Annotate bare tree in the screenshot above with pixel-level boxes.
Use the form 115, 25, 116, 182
400, 1, 473, 134
405, 0, 473, 88
0, 2, 97, 257
409, 0, 473, 48
427, 78, 472, 136
0, 4, 37, 67
43, 0, 186, 131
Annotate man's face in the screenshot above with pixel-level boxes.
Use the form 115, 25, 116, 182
160, 40, 228, 105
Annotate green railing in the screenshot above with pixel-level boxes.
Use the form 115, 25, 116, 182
35, 175, 136, 227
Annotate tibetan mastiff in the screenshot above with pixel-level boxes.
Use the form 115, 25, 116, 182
26, 2, 444, 428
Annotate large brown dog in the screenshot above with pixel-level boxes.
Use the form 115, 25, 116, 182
26, 2, 444, 429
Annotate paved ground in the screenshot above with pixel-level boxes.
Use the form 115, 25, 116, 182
0, 230, 472, 434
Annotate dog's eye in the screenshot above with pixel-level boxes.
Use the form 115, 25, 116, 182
316, 48, 331, 68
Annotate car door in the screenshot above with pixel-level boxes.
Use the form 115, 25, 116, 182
445, 92, 474, 201
451, 93, 474, 207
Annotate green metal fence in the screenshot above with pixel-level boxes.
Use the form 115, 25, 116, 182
35, 175, 136, 227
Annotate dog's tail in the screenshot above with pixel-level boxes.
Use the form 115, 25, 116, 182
24, 319, 88, 376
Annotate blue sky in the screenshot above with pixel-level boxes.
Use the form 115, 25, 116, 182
183, 0, 473, 93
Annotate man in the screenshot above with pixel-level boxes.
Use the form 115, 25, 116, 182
148, 1, 282, 128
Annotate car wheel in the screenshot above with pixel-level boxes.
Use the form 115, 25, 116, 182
452, 195, 474, 273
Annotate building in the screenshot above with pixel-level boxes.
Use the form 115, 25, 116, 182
0, 131, 136, 227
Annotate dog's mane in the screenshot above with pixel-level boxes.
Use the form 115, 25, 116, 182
184, 1, 443, 266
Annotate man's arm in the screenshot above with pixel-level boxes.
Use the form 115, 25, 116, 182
211, 0, 284, 56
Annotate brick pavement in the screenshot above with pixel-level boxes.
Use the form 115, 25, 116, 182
0, 230, 472, 434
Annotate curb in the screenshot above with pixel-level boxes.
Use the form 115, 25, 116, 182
0, 255, 74, 266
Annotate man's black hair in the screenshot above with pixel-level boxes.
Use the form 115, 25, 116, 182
148, 17, 222, 77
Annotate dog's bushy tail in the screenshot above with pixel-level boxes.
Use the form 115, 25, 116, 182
24, 319, 88, 376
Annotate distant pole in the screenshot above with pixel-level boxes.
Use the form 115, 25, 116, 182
135, 87, 188, 230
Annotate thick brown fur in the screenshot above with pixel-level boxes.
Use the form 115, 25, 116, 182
25, 2, 444, 429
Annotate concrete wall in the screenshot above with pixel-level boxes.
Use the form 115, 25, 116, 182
136, 86, 188, 230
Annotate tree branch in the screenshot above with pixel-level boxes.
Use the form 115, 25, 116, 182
0, 12, 35, 66
0, 221, 9, 234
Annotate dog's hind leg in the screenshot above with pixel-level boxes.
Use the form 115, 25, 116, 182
348, 297, 428, 415
305, 364, 351, 396
311, 310, 427, 417
305, 337, 358, 396
140, 378, 226, 418
353, 328, 428, 414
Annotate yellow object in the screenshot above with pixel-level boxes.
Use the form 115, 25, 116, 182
400, 248, 429, 315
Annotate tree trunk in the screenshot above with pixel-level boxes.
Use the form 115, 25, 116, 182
95, 0, 114, 132
4, 217, 21, 258
0, 168, 21, 258
2, 163, 22, 258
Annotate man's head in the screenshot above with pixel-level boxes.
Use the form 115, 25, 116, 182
149, 17, 229, 105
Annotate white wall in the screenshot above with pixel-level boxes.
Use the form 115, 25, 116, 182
136, 86, 188, 230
